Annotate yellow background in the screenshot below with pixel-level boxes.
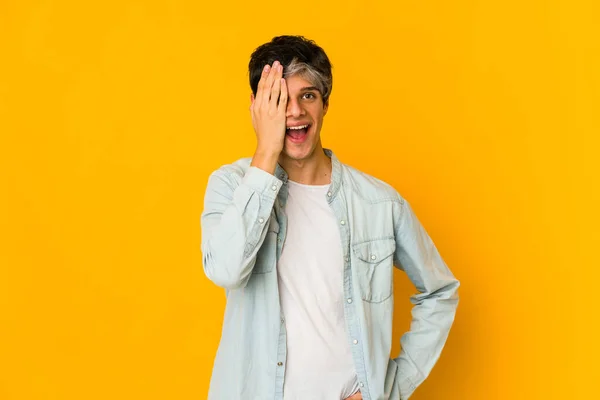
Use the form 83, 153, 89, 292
1, 1, 598, 399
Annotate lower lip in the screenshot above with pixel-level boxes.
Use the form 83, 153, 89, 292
286, 126, 310, 144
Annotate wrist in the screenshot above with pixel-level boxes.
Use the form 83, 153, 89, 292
251, 149, 280, 175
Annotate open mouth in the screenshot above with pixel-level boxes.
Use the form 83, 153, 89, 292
286, 124, 311, 142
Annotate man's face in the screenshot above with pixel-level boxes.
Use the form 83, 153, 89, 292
281, 74, 328, 162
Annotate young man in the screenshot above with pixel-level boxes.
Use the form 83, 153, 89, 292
201, 35, 460, 400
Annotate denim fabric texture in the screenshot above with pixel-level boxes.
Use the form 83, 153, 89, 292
201, 149, 460, 400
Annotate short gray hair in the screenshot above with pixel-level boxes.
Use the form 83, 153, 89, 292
284, 57, 332, 105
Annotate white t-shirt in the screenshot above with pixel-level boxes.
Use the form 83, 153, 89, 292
277, 180, 359, 400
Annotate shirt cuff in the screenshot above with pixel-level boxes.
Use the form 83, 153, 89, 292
397, 374, 417, 399
241, 166, 283, 201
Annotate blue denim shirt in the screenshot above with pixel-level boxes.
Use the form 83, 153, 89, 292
201, 149, 460, 400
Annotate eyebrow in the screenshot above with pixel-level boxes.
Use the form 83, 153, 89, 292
299, 86, 319, 92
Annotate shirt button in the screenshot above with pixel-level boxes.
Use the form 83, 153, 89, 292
359, 382, 364, 387
347, 298, 352, 303
371, 254, 377, 260
271, 185, 277, 191
281, 317, 285, 323
353, 339, 358, 344
340, 220, 346, 225
327, 191, 332, 197
277, 361, 283, 366
258, 218, 264, 223
345, 256, 349, 262
277, 238, 282, 243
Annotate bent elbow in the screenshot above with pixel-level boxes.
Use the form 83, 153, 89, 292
448, 278, 460, 299
207, 271, 248, 290
202, 253, 249, 290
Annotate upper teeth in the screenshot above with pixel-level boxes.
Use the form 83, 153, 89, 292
287, 125, 308, 130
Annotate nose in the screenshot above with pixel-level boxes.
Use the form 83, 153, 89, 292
286, 98, 305, 118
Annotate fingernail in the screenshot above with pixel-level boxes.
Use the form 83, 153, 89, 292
273, 60, 279, 67
264, 64, 270, 72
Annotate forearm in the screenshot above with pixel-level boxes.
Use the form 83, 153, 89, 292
392, 197, 460, 398
394, 279, 459, 398
201, 166, 281, 289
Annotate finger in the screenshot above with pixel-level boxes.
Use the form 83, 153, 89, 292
277, 77, 288, 113
270, 66, 282, 110
255, 64, 271, 106
261, 60, 279, 108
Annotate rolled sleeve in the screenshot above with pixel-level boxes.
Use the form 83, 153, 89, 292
201, 165, 282, 289
392, 197, 460, 399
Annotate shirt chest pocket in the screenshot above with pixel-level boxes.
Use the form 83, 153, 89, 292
253, 216, 279, 274
352, 238, 396, 303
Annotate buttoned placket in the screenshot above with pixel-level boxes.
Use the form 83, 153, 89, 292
274, 169, 288, 400
323, 155, 371, 399
272, 153, 371, 399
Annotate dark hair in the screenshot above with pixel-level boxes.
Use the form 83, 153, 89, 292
248, 35, 333, 105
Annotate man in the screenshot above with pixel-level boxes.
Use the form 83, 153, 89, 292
201, 35, 460, 400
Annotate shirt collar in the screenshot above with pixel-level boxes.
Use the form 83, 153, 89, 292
324, 148, 343, 201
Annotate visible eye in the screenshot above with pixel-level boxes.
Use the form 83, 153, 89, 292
302, 92, 317, 100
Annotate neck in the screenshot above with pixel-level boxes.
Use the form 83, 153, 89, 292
279, 146, 332, 185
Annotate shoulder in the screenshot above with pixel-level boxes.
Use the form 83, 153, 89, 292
341, 163, 405, 205
207, 157, 253, 186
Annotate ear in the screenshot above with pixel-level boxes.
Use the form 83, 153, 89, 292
323, 101, 329, 116
250, 93, 255, 110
